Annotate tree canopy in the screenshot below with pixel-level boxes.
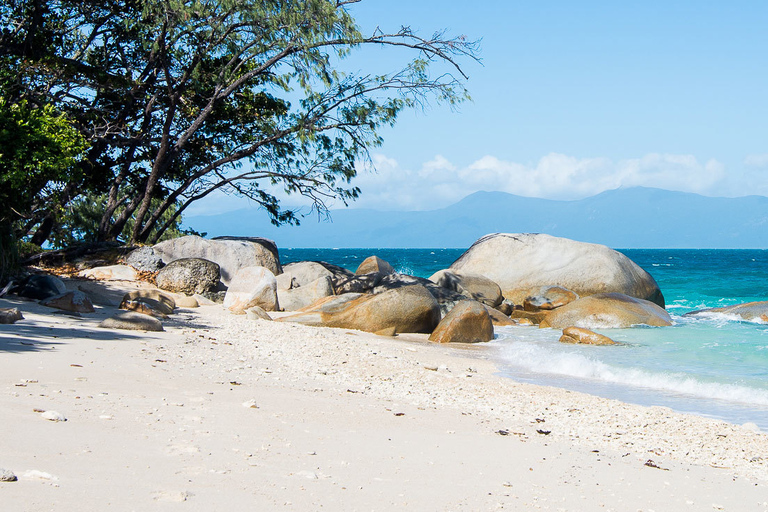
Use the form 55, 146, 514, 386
1, 0, 478, 246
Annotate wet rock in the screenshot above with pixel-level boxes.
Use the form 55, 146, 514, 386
429, 300, 494, 344
684, 301, 768, 321
540, 293, 672, 329
559, 326, 617, 345
99, 311, 164, 331
156, 258, 220, 296
40, 290, 95, 313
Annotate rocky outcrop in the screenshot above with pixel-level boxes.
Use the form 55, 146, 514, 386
428, 270, 503, 308
78, 265, 138, 281
450, 233, 665, 307
523, 286, 579, 311
278, 284, 441, 334
152, 235, 281, 285
683, 301, 768, 321
355, 256, 395, 276
13, 274, 67, 300
276, 261, 334, 290
41, 291, 95, 313
540, 293, 672, 329
559, 326, 616, 345
124, 247, 164, 272
428, 300, 494, 344
223, 266, 278, 314
278, 276, 334, 311
99, 311, 163, 331
156, 258, 220, 295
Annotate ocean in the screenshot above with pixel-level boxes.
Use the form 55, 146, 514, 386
280, 248, 768, 429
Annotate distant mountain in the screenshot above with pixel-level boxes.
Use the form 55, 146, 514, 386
183, 187, 768, 249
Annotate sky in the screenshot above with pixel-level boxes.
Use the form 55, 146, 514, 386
186, 0, 768, 216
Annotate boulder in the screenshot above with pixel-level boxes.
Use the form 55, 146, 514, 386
40, 291, 95, 313
223, 266, 278, 314
99, 311, 163, 331
278, 276, 334, 311
14, 274, 67, 300
174, 295, 199, 308
559, 326, 616, 345
152, 235, 280, 285
122, 289, 176, 310
279, 284, 441, 334
78, 265, 138, 281
355, 256, 395, 276
0, 308, 23, 324
428, 269, 503, 308
428, 300, 494, 344
450, 233, 665, 308
523, 286, 579, 311
124, 247, 164, 272
334, 272, 385, 294
484, 305, 515, 326
245, 306, 273, 321
496, 300, 515, 316
277, 261, 334, 290
684, 301, 768, 321
373, 274, 467, 317
156, 258, 220, 295
539, 293, 672, 329
119, 294, 174, 318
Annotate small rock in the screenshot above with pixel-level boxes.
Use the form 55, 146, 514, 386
0, 469, 17, 482
559, 326, 617, 346
41, 290, 95, 313
41, 410, 67, 422
99, 311, 164, 332
242, 399, 259, 409
0, 308, 23, 324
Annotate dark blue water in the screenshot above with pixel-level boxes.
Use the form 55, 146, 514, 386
279, 248, 768, 428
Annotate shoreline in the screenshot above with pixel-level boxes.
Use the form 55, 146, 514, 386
3, 290, 768, 509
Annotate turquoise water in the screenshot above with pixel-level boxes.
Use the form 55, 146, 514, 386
280, 248, 768, 428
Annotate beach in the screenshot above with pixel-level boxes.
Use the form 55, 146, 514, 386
2, 280, 768, 511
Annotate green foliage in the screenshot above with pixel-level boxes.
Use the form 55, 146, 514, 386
2, 0, 478, 245
0, 97, 88, 225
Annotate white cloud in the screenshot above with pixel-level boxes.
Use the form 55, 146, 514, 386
345, 152, 729, 210
745, 154, 768, 168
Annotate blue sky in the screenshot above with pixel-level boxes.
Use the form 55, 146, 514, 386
187, 0, 768, 215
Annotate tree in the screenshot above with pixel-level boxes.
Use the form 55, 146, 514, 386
2, 0, 479, 245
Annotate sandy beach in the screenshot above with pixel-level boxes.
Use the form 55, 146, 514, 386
2, 279, 768, 511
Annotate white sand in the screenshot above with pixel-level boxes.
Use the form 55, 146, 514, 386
2, 281, 768, 511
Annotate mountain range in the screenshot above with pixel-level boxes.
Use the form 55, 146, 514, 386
184, 187, 768, 249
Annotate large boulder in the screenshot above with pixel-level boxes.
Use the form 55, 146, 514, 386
156, 258, 220, 295
450, 233, 665, 308
428, 269, 503, 308
684, 301, 768, 321
278, 276, 334, 311
428, 300, 494, 343
355, 256, 396, 276
276, 261, 334, 290
278, 284, 441, 334
223, 266, 278, 313
41, 291, 95, 313
539, 293, 672, 329
373, 273, 467, 317
14, 274, 67, 300
152, 235, 280, 285
124, 247, 164, 272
